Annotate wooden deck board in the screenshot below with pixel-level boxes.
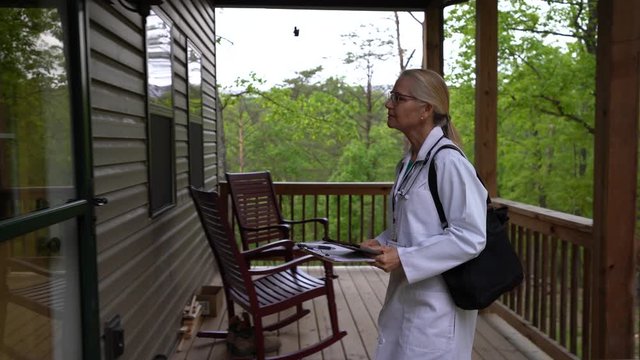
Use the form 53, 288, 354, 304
170, 266, 550, 360
297, 300, 322, 360
476, 315, 529, 360
336, 268, 376, 360
341, 266, 379, 358
312, 289, 345, 359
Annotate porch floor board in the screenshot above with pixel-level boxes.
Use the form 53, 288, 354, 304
171, 266, 551, 360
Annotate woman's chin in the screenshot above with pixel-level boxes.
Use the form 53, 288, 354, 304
387, 119, 396, 129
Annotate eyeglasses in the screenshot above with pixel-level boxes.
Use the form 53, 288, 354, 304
386, 91, 421, 104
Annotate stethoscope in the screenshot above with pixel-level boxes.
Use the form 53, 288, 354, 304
391, 135, 445, 241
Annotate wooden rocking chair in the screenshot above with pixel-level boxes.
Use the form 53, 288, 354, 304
189, 187, 346, 360
225, 171, 329, 262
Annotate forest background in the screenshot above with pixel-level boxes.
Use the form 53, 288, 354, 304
218, 0, 602, 220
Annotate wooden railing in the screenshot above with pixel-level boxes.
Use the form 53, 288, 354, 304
492, 198, 592, 360
218, 181, 610, 359
219, 182, 393, 244
273, 182, 393, 243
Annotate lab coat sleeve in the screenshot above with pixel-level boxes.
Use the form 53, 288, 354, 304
398, 154, 487, 285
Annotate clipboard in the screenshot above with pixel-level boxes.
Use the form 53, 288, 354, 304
323, 239, 382, 255
296, 240, 380, 263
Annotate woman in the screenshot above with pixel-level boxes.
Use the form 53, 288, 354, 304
361, 69, 487, 359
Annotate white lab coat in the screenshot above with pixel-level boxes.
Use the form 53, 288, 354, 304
374, 126, 487, 360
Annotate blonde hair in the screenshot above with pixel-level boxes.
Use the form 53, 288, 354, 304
399, 69, 461, 145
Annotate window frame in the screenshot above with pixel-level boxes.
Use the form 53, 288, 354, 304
145, 8, 176, 218
187, 40, 204, 189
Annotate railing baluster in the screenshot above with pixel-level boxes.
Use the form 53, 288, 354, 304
551, 235, 559, 341
301, 194, 306, 240
336, 195, 341, 241
560, 240, 568, 347
525, 228, 533, 321
533, 231, 541, 327
313, 195, 318, 240
582, 247, 591, 360
382, 194, 388, 236
570, 243, 579, 355
325, 195, 330, 239
360, 195, 364, 243
348, 195, 353, 243
289, 195, 295, 239
518, 225, 525, 316
509, 223, 517, 308
370, 195, 375, 241
541, 233, 549, 333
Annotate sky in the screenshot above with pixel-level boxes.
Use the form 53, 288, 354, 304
214, 8, 428, 91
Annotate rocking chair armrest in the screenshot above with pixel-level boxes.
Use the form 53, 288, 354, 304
282, 217, 329, 239
282, 217, 328, 226
241, 239, 295, 258
248, 255, 318, 276
239, 223, 291, 237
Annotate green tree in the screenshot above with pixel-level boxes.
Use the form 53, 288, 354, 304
446, 0, 595, 216
342, 24, 395, 150
221, 67, 403, 183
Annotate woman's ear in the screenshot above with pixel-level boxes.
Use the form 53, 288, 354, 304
421, 103, 434, 119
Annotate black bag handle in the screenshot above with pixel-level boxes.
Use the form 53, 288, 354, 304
428, 144, 490, 229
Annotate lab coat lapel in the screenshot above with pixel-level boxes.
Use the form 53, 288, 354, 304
412, 127, 447, 188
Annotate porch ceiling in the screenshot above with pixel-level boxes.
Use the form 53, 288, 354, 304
212, 0, 467, 11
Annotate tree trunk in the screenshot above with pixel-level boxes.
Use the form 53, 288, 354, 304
394, 11, 405, 71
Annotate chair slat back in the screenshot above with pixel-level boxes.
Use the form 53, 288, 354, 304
226, 171, 287, 248
189, 187, 252, 300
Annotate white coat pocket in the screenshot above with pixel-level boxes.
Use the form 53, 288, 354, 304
399, 289, 455, 353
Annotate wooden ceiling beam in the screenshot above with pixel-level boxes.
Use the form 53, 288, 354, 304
212, 0, 443, 11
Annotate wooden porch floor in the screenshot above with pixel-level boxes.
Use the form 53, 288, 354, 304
171, 266, 551, 360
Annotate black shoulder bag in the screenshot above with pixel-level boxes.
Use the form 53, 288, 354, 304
429, 144, 523, 310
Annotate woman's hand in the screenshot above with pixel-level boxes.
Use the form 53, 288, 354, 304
360, 240, 400, 272
360, 239, 381, 249
374, 246, 401, 273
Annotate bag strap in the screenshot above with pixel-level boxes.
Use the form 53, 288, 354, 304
428, 145, 461, 229
428, 144, 490, 229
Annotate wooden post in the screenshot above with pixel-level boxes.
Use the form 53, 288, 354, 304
591, 1, 640, 359
474, 0, 498, 196
424, 1, 443, 75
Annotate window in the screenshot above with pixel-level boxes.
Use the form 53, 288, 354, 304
187, 42, 204, 189
146, 10, 175, 216
0, 7, 76, 221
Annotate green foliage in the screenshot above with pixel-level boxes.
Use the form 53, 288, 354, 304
447, 0, 595, 217
222, 69, 402, 182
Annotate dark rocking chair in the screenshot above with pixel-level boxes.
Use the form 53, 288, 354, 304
189, 187, 347, 359
225, 171, 329, 262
